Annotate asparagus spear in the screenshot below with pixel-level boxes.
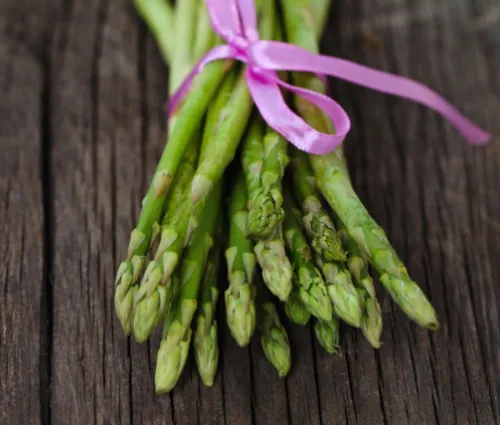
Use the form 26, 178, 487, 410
133, 0, 174, 64
225, 172, 257, 347
284, 290, 311, 325
243, 17, 290, 239
242, 120, 288, 239
314, 317, 340, 354
254, 226, 293, 302
289, 148, 345, 262
337, 219, 383, 348
155, 183, 222, 394
192, 0, 216, 62
115, 6, 233, 333
311, 0, 381, 347
310, 0, 332, 40
281, 0, 438, 330
282, 190, 333, 322
190, 0, 278, 207
256, 277, 292, 378
162, 272, 181, 338
131, 136, 201, 342
169, 0, 198, 94
194, 239, 221, 387
317, 255, 364, 328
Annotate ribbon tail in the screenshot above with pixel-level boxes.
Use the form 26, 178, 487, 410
205, 0, 245, 40
236, 0, 258, 39
246, 69, 349, 154
168, 45, 238, 117
253, 41, 490, 145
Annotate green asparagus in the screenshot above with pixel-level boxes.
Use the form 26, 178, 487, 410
132, 0, 174, 64
311, 0, 332, 40
317, 255, 364, 328
281, 0, 438, 330
256, 277, 292, 378
314, 317, 340, 354
115, 5, 233, 335
169, 0, 198, 94
283, 190, 333, 322
337, 219, 383, 348
244, 21, 290, 239
289, 148, 345, 262
225, 172, 257, 347
190, 0, 278, 207
254, 226, 293, 302
155, 183, 222, 394
194, 240, 221, 387
131, 136, 201, 342
284, 290, 311, 325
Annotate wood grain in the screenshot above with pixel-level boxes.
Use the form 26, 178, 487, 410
0, 33, 45, 425
0, 0, 499, 424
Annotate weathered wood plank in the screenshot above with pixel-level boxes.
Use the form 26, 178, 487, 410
0, 38, 45, 425
285, 326, 322, 425
0, 0, 496, 424
250, 335, 291, 425
50, 0, 137, 423
220, 327, 254, 425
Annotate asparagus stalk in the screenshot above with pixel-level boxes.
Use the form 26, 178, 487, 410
243, 18, 290, 239
162, 272, 181, 338
337, 219, 383, 348
115, 7, 233, 333
131, 136, 201, 342
190, 0, 278, 208
281, 0, 438, 330
192, 0, 216, 62
194, 239, 221, 387
284, 290, 311, 326
155, 183, 222, 394
282, 190, 333, 322
256, 277, 292, 378
225, 171, 257, 347
169, 0, 198, 93
310, 0, 332, 40
132, 0, 174, 64
243, 121, 288, 239
314, 317, 340, 354
289, 148, 345, 262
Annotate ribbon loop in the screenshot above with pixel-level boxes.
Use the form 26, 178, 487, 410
168, 0, 491, 154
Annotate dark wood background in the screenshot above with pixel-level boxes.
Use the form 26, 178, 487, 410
1, 0, 499, 424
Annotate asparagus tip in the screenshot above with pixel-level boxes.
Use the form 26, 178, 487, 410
131, 292, 161, 343
261, 327, 292, 378
194, 319, 219, 387
314, 319, 340, 354
360, 297, 383, 348
225, 285, 257, 346
155, 328, 192, 395
246, 191, 284, 238
284, 292, 311, 326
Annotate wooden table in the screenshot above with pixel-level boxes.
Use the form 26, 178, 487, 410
1, 0, 499, 424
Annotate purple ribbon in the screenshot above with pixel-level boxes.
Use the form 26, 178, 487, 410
169, 0, 490, 155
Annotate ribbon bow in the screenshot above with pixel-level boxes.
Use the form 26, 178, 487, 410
169, 0, 490, 154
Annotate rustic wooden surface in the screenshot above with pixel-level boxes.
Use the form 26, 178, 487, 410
1, 0, 499, 424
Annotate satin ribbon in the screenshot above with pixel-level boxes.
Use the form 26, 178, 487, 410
168, 0, 490, 154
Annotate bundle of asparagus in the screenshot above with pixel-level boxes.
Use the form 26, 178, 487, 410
115, 0, 439, 394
